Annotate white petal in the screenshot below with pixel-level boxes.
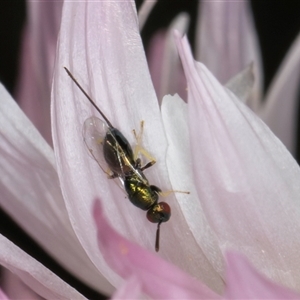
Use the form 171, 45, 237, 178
147, 30, 168, 101
260, 32, 300, 155
111, 276, 142, 300
52, 0, 169, 288
0, 234, 85, 299
196, 0, 263, 111
225, 63, 255, 103
138, 0, 157, 31
148, 13, 189, 103
2, 269, 41, 299
161, 94, 224, 293
158, 13, 190, 102
224, 252, 300, 299
176, 34, 300, 292
16, 1, 63, 145
0, 83, 112, 293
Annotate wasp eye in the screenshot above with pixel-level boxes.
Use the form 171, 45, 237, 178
147, 202, 171, 223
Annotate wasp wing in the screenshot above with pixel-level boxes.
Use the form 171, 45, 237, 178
83, 116, 134, 196
83, 116, 149, 192
82, 116, 114, 177
82, 116, 135, 177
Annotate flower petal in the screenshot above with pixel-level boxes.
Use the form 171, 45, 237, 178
259, 32, 300, 155
196, 0, 262, 110
2, 270, 41, 300
225, 63, 255, 103
224, 252, 300, 299
52, 0, 169, 288
147, 29, 167, 100
111, 276, 142, 300
93, 199, 220, 299
0, 234, 86, 299
16, 1, 63, 145
0, 83, 112, 293
148, 13, 189, 102
0, 288, 9, 300
176, 34, 300, 292
161, 94, 224, 293
138, 0, 157, 31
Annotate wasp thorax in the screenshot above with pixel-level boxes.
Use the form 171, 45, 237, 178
147, 202, 171, 223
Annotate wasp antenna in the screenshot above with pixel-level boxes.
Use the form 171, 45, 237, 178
155, 221, 162, 252
64, 67, 114, 128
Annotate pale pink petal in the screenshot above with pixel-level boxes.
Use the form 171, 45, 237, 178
93, 200, 220, 299
224, 252, 300, 299
0, 234, 86, 299
0, 83, 112, 293
138, 0, 157, 31
196, 0, 262, 111
111, 276, 142, 300
51, 0, 178, 288
148, 30, 167, 100
159, 13, 189, 102
148, 13, 189, 103
16, 1, 63, 145
259, 33, 300, 155
0, 288, 9, 300
225, 63, 255, 104
2, 269, 43, 300
52, 1, 230, 292
176, 34, 300, 292
161, 94, 224, 292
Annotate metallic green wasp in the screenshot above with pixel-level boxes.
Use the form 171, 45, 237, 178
65, 67, 171, 251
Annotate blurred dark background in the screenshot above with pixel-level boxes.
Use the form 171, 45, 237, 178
0, 0, 300, 299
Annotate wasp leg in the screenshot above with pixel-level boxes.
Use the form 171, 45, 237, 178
150, 185, 162, 195
159, 190, 190, 197
132, 120, 144, 143
150, 185, 190, 197
107, 172, 119, 179
135, 146, 156, 168
132, 120, 156, 168
96, 137, 103, 145
141, 160, 156, 171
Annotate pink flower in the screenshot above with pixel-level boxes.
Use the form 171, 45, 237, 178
148, 1, 300, 155
15, 0, 63, 146
1, 0, 300, 298
94, 199, 300, 299
0, 288, 9, 300
50, 0, 300, 295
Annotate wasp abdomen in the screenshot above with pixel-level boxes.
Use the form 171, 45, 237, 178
103, 128, 134, 175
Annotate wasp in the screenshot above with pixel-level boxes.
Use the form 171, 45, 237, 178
64, 67, 171, 251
